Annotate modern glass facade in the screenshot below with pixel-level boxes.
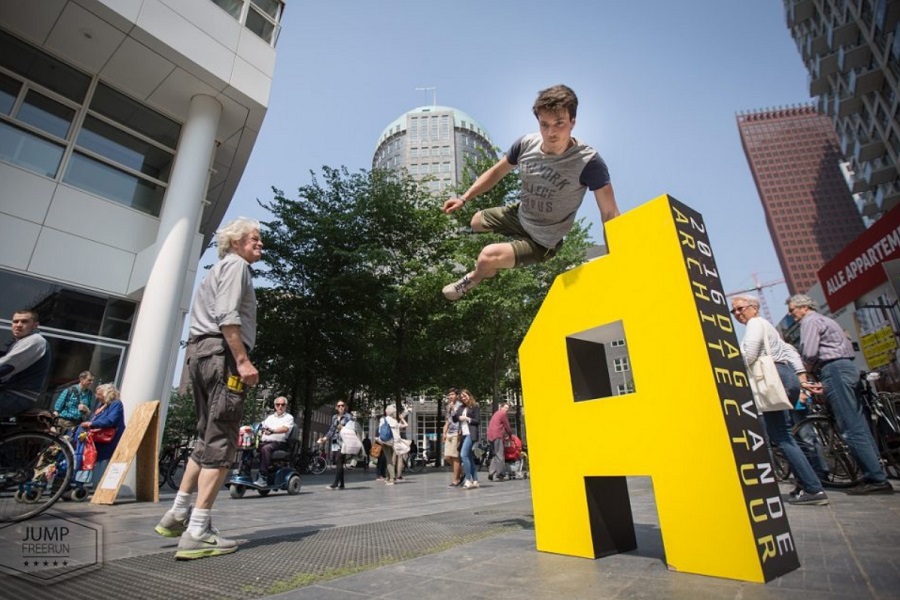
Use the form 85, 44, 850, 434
0, 267, 136, 407
0, 29, 181, 218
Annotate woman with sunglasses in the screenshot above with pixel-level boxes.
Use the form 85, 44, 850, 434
731, 294, 828, 506
318, 400, 353, 490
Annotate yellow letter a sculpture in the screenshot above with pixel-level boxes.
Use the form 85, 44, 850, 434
520, 194, 798, 583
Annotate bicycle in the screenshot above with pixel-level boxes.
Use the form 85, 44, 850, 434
404, 448, 432, 474
857, 372, 900, 479
301, 444, 328, 475
790, 391, 861, 488
0, 410, 75, 522
163, 444, 192, 491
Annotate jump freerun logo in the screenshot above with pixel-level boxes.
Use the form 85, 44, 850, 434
0, 513, 101, 584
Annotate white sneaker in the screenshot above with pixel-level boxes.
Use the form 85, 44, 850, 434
175, 526, 237, 560
442, 274, 478, 301
463, 480, 473, 489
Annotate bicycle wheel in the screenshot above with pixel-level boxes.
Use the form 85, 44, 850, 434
158, 453, 172, 488
309, 456, 326, 475
873, 393, 900, 479
407, 455, 425, 474
166, 453, 188, 491
792, 415, 860, 488
0, 431, 74, 522
770, 446, 792, 482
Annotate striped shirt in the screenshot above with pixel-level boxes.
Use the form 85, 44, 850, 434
797, 310, 855, 372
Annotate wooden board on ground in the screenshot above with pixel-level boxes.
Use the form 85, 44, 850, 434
90, 400, 160, 505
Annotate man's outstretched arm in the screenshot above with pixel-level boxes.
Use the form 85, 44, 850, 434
443, 157, 515, 214
593, 183, 620, 223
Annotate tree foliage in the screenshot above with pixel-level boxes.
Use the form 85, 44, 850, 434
252, 159, 595, 437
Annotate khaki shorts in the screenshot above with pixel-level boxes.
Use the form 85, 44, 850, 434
187, 337, 245, 469
479, 203, 561, 267
444, 433, 460, 459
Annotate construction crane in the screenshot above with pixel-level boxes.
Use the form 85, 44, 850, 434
725, 273, 786, 322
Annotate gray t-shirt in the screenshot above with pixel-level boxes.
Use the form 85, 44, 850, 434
446, 400, 462, 434
507, 134, 611, 248
189, 252, 257, 351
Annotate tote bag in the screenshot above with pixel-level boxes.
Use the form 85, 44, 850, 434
340, 425, 362, 455
748, 331, 793, 413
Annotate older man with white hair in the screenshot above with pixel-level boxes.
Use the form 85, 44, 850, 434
155, 217, 264, 558
787, 294, 893, 495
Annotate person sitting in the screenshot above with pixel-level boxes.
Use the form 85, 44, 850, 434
0, 309, 51, 419
77, 382, 126, 487
254, 396, 294, 487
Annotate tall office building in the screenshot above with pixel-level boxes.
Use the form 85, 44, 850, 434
784, 0, 900, 220
737, 105, 866, 294
372, 105, 494, 193
0, 0, 283, 414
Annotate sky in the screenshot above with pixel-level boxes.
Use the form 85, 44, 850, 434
181, 0, 816, 378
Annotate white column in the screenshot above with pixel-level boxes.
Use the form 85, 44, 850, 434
120, 94, 222, 426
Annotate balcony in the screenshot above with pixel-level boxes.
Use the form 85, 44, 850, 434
859, 194, 880, 217
837, 91, 863, 118
864, 159, 899, 187
816, 94, 832, 116
875, 0, 900, 33
875, 182, 900, 213
804, 29, 829, 61
838, 43, 873, 71
854, 135, 886, 163
848, 67, 885, 95
810, 52, 839, 95
787, 0, 815, 28
828, 20, 859, 49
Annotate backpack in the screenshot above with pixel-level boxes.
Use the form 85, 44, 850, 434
378, 419, 392, 443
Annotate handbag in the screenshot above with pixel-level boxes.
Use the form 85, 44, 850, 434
90, 427, 116, 444
340, 426, 362, 455
748, 329, 793, 413
369, 442, 383, 459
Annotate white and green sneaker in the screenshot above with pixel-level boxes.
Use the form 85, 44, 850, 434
175, 527, 237, 560
154, 507, 191, 538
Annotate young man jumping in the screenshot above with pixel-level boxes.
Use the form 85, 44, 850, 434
441, 84, 620, 300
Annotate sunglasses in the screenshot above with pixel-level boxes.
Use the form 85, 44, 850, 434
275, 403, 287, 407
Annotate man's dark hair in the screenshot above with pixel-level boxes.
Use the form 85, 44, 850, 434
533, 84, 578, 119
12, 308, 39, 321
447, 387, 458, 394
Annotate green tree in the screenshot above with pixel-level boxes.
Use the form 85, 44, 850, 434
254, 167, 458, 443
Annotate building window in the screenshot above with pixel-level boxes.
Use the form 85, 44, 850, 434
0, 32, 182, 217
63, 83, 179, 217
0, 31, 89, 178
210, 0, 284, 46
616, 383, 634, 395
613, 357, 629, 372
611, 339, 626, 347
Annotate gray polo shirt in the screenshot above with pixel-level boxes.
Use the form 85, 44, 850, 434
189, 252, 257, 351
